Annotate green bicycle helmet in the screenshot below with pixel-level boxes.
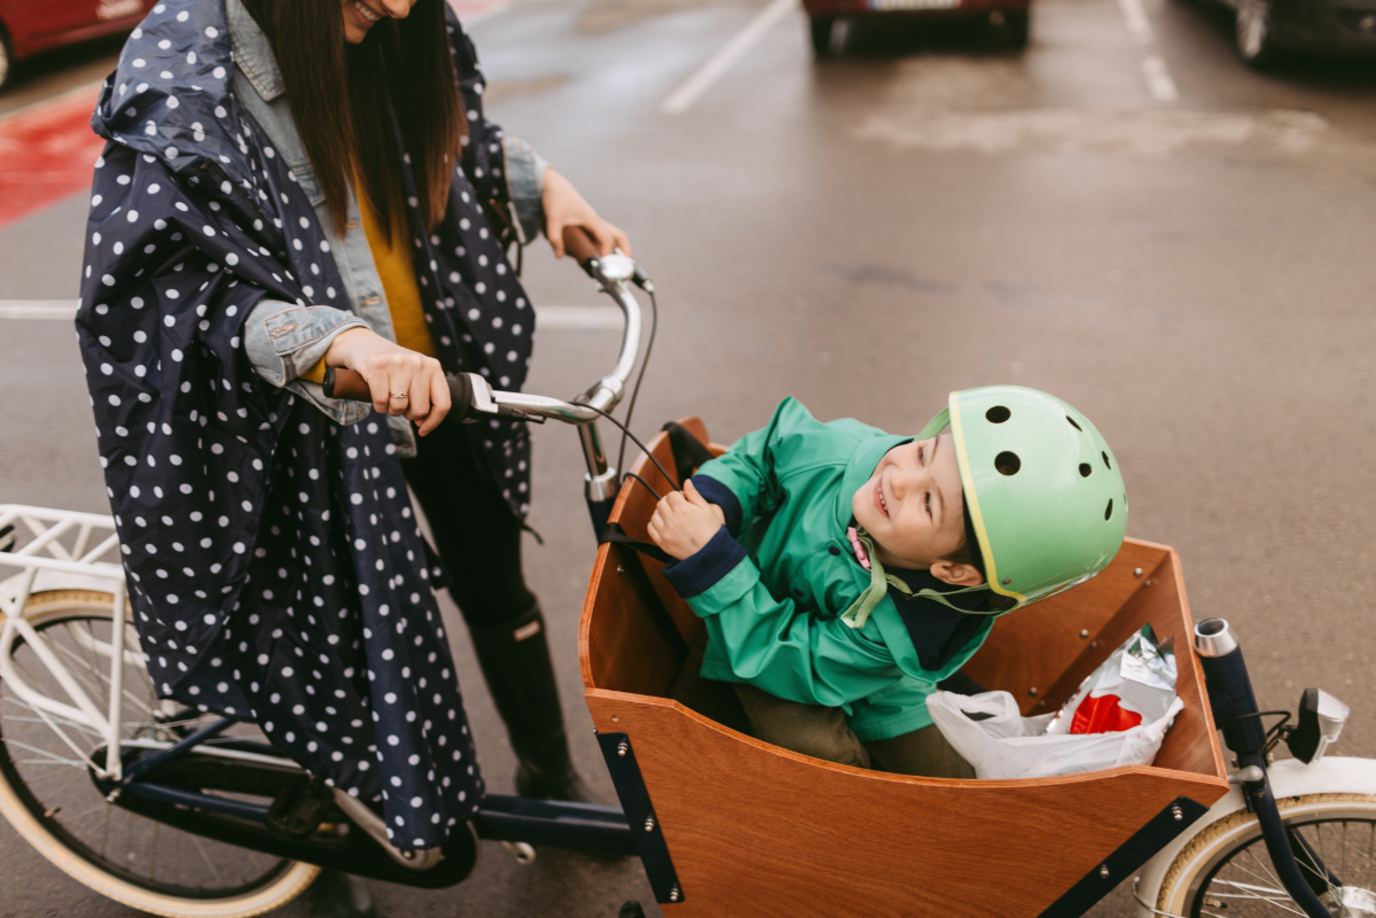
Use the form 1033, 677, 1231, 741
948, 386, 1127, 609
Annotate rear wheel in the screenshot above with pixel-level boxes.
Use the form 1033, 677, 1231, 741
0, 590, 319, 917
1154, 792, 1376, 917
810, 15, 838, 57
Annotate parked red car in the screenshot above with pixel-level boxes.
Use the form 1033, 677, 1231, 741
803, 0, 1031, 55
0, 0, 150, 91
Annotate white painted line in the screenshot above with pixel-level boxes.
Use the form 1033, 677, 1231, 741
1142, 56, 1180, 102
0, 300, 78, 320
534, 305, 623, 329
661, 0, 795, 115
1116, 0, 1155, 46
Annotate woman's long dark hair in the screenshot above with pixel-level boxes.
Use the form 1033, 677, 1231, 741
241, 0, 466, 242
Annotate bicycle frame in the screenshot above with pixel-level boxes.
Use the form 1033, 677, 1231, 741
10, 253, 1351, 912
0, 250, 656, 887
1194, 619, 1345, 918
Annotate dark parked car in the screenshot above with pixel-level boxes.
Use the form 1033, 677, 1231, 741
1222, 0, 1376, 66
802, 0, 1031, 55
0, 0, 151, 91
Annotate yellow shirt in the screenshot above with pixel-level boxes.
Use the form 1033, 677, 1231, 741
301, 181, 437, 384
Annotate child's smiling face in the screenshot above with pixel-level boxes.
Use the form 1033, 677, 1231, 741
851, 431, 979, 579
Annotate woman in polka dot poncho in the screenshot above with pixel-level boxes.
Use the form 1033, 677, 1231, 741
76, 0, 628, 852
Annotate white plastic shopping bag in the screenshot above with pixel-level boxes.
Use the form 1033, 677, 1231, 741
926, 626, 1184, 779
926, 691, 1184, 779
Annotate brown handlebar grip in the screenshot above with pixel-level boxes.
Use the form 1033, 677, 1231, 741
561, 225, 601, 267
322, 367, 372, 402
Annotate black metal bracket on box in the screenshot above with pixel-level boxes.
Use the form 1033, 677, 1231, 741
1037, 796, 1211, 918
597, 731, 684, 906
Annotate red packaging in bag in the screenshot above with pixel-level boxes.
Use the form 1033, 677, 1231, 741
1069, 694, 1144, 735
1046, 625, 1177, 737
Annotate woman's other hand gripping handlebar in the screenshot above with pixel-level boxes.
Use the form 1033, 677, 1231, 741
321, 328, 452, 435
322, 227, 623, 427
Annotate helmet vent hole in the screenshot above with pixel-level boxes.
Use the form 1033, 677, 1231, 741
1066, 416, 1083, 432
1079, 463, 1092, 478
1102, 451, 1112, 471
995, 451, 1020, 476
1105, 498, 1114, 521
986, 406, 1011, 424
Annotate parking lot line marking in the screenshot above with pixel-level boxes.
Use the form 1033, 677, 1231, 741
661, 0, 796, 115
1141, 55, 1180, 102
534, 305, 623, 328
1116, 0, 1156, 45
0, 301, 79, 320
1112, 0, 1180, 103
0, 300, 622, 328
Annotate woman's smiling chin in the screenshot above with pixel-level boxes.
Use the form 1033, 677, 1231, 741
342, 0, 384, 42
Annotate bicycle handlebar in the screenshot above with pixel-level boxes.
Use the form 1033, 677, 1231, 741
322, 226, 646, 427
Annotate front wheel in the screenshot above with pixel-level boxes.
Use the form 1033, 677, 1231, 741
1153, 792, 1376, 917
0, 590, 320, 918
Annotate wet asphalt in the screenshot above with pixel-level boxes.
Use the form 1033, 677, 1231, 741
2, 0, 1376, 915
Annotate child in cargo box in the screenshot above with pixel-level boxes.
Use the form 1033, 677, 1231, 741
647, 386, 1128, 777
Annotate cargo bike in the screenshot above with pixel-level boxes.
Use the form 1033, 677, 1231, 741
1, 239, 1373, 918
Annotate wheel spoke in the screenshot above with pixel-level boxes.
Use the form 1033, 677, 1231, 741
1, 605, 291, 901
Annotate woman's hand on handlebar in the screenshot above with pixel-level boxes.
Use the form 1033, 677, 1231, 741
542, 168, 631, 259
322, 328, 451, 435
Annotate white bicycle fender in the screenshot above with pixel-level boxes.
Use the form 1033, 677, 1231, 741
1134, 756, 1376, 916
0, 570, 122, 611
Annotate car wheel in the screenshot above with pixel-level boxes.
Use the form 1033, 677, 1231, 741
810, 15, 837, 57
987, 10, 1030, 48
0, 26, 12, 94
1002, 10, 1031, 48
1235, 0, 1278, 67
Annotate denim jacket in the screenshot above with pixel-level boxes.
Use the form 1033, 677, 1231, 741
230, 0, 548, 453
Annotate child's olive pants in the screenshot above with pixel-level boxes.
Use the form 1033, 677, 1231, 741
670, 646, 974, 779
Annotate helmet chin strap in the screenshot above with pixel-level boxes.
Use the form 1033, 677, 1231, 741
840, 528, 1005, 630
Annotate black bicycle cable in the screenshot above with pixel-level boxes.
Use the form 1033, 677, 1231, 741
614, 286, 659, 488
578, 401, 680, 496
623, 471, 664, 503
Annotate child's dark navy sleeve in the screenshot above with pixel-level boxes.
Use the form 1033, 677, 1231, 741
662, 527, 748, 599
688, 475, 742, 535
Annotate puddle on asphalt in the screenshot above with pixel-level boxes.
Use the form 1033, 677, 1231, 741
577, 0, 767, 34
484, 74, 573, 103
849, 57, 1333, 156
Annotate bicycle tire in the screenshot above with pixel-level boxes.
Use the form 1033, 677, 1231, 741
1154, 791, 1376, 917
0, 590, 320, 918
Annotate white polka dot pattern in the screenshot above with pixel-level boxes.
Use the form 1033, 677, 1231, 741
71, 0, 555, 849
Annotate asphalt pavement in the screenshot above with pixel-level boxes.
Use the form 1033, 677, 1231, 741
1, 0, 1375, 915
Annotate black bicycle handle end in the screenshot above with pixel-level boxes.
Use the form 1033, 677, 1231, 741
447, 372, 476, 423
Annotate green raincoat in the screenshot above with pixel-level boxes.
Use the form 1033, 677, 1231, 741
673, 398, 995, 742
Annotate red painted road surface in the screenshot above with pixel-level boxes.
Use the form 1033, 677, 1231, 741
0, 85, 105, 230
0, 0, 511, 231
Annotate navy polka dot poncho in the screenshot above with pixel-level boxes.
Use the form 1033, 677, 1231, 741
75, 0, 535, 849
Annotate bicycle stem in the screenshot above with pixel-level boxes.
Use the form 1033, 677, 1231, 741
1195, 619, 1334, 918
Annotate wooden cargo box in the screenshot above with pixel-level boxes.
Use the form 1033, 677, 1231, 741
580, 420, 1229, 918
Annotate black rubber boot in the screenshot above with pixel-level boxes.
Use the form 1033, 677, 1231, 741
468, 603, 607, 804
